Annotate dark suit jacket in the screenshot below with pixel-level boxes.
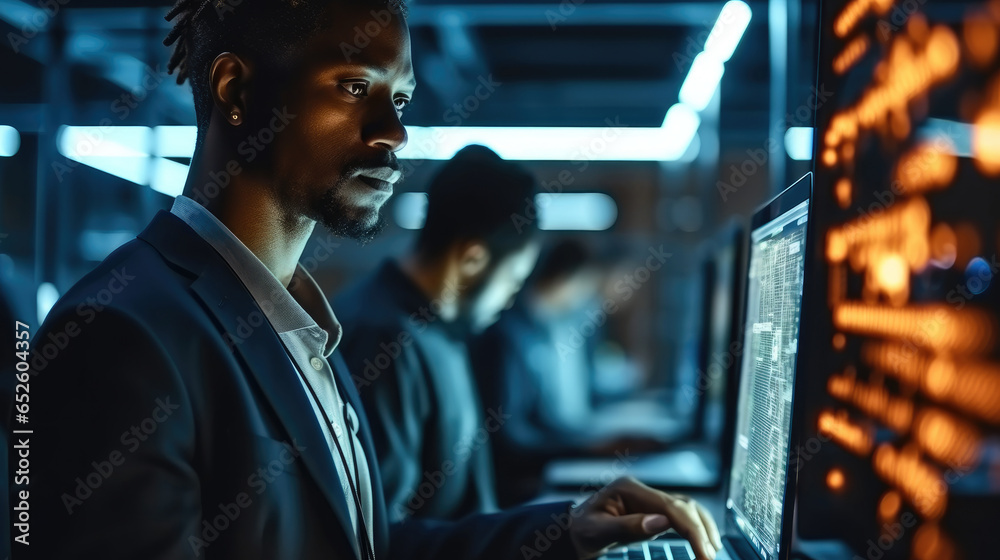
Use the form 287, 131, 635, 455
25, 211, 576, 560
336, 261, 497, 522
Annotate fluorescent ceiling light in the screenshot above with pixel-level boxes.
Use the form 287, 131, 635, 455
399, 119, 699, 161
678, 53, 726, 112
704, 0, 753, 62
37, 282, 59, 325
62, 154, 150, 185
58, 126, 150, 184
58, 126, 149, 157
536, 192, 618, 231
149, 157, 189, 197
58, 125, 186, 193
661, 103, 702, 148
153, 125, 197, 158
783, 127, 813, 161
0, 125, 20, 157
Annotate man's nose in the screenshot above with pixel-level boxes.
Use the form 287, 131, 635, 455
363, 100, 408, 152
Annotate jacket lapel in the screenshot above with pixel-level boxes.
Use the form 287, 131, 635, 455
329, 350, 389, 556
137, 211, 360, 559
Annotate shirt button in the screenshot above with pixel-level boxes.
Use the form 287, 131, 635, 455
332, 421, 344, 437
310, 357, 324, 371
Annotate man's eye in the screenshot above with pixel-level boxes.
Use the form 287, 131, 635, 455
341, 81, 369, 97
394, 97, 410, 112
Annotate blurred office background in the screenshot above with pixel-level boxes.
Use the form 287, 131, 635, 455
0, 0, 817, 402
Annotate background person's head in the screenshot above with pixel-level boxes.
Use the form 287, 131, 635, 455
527, 239, 603, 316
415, 145, 541, 332
164, 0, 413, 242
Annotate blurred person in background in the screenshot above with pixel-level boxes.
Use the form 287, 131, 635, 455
336, 145, 541, 522
473, 239, 665, 505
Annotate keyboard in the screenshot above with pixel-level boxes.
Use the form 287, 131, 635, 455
602, 540, 695, 560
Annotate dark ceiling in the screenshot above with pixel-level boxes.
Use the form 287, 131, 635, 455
0, 0, 773, 130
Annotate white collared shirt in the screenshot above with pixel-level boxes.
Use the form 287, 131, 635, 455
170, 195, 374, 557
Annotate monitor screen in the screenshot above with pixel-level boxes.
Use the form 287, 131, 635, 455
726, 199, 809, 560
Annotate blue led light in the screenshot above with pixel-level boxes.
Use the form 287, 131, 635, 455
964, 257, 993, 296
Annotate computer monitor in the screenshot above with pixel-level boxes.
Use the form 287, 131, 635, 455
725, 173, 812, 560
596, 176, 813, 560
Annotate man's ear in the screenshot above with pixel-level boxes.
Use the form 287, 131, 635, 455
209, 52, 253, 126
457, 240, 491, 279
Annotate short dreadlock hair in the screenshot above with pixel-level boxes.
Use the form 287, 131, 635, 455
164, 0, 407, 145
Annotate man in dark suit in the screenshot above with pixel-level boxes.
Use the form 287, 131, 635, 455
337, 145, 538, 522
25, 1, 723, 559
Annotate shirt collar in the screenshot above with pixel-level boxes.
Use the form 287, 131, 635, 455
170, 195, 342, 357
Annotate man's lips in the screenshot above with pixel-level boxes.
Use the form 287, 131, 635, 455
354, 167, 401, 193
357, 167, 401, 182
356, 175, 394, 193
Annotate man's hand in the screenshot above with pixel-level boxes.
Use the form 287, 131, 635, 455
568, 477, 723, 560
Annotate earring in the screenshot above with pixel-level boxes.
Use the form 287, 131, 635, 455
230, 111, 239, 122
